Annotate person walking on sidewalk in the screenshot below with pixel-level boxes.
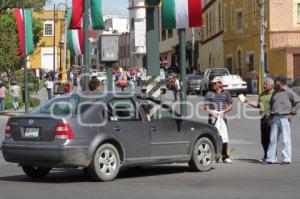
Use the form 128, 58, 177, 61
129, 77, 136, 93
243, 78, 274, 162
45, 77, 54, 100
265, 75, 300, 164
10, 82, 21, 111
204, 76, 233, 163
0, 83, 7, 111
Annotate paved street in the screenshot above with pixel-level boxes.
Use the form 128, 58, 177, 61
0, 93, 300, 199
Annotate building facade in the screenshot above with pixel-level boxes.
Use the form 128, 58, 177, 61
199, 0, 224, 73
30, 10, 68, 72
223, 0, 300, 80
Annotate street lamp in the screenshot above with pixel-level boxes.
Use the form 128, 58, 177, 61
53, 1, 68, 87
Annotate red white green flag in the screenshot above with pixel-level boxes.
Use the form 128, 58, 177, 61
162, 0, 203, 29
69, 0, 83, 29
69, 0, 105, 30
14, 8, 34, 56
67, 8, 84, 56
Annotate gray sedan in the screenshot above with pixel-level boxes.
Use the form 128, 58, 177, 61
2, 92, 222, 182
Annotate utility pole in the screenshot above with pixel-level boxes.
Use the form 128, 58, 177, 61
179, 29, 187, 117
83, 0, 90, 91
258, 0, 265, 94
53, 3, 56, 97
22, 0, 29, 112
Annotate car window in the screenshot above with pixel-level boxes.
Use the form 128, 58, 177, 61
292, 79, 300, 87
108, 98, 139, 121
140, 99, 180, 121
31, 96, 80, 115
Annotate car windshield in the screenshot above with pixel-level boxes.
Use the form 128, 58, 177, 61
188, 75, 202, 80
31, 95, 100, 115
210, 69, 230, 76
292, 78, 300, 87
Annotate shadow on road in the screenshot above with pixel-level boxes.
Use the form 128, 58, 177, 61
235, 158, 261, 164
0, 165, 212, 183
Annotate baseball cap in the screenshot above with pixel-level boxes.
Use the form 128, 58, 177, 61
274, 75, 287, 84
211, 76, 223, 84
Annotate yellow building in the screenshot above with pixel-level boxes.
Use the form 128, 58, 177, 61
29, 10, 69, 74
223, 0, 300, 80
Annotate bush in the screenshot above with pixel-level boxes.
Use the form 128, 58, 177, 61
4, 95, 24, 110
29, 97, 40, 107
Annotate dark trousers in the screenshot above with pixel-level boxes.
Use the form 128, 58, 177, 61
173, 89, 178, 101
209, 117, 230, 160
260, 116, 271, 159
47, 88, 52, 100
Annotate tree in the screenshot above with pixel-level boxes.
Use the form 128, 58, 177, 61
0, 5, 45, 82
0, 0, 48, 12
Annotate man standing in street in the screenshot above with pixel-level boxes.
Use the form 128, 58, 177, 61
45, 77, 54, 100
10, 82, 21, 111
204, 77, 233, 163
244, 79, 274, 162
265, 75, 300, 164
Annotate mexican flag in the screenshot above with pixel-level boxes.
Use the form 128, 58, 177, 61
14, 8, 34, 56
69, 0, 105, 30
69, 0, 83, 29
162, 0, 203, 29
67, 8, 84, 56
90, 0, 105, 29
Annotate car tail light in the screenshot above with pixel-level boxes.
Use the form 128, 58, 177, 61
55, 121, 74, 140
5, 121, 12, 139
242, 83, 247, 87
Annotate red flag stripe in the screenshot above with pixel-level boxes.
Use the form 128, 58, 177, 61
69, 0, 83, 29
14, 9, 25, 56
78, 28, 84, 54
188, 0, 203, 27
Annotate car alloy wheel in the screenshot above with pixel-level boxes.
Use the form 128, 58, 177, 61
89, 143, 120, 182
189, 137, 215, 172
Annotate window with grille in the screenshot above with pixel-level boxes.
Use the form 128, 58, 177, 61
297, 3, 300, 24
44, 22, 53, 36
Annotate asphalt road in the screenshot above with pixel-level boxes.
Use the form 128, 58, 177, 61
0, 93, 300, 199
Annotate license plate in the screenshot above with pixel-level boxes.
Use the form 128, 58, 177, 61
24, 128, 39, 138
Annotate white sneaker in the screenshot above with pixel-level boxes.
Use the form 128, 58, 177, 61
223, 158, 232, 164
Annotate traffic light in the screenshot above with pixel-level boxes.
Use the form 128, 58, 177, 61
145, 0, 161, 7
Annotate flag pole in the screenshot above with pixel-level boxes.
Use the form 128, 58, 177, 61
83, 0, 90, 91
22, 0, 29, 112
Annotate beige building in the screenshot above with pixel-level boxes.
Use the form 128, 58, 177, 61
30, 10, 69, 72
199, 0, 224, 72
223, 0, 300, 79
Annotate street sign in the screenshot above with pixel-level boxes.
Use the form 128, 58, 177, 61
100, 34, 119, 62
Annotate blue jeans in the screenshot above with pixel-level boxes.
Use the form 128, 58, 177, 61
267, 116, 291, 163
0, 97, 5, 111
251, 80, 258, 94
12, 97, 19, 110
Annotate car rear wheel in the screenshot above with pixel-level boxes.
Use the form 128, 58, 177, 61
21, 165, 51, 179
89, 144, 120, 182
189, 137, 216, 172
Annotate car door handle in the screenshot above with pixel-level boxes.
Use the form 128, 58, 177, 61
113, 126, 121, 132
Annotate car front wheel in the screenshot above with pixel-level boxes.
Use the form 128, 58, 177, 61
21, 165, 51, 179
89, 144, 120, 182
189, 137, 216, 172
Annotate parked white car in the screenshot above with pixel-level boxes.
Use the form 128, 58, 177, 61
91, 72, 107, 85
220, 75, 247, 95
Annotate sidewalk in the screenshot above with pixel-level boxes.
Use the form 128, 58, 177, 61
0, 88, 49, 117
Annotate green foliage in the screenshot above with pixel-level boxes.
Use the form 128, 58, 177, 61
0, 0, 49, 12
4, 95, 24, 110
0, 12, 20, 73
29, 96, 40, 107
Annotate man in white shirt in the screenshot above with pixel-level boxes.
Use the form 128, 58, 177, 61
45, 77, 54, 100
10, 82, 21, 111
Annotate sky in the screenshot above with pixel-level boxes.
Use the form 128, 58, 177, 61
44, 0, 129, 17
